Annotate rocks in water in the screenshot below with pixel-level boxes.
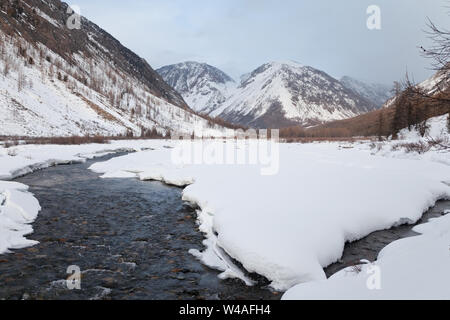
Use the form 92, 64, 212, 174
101, 277, 119, 289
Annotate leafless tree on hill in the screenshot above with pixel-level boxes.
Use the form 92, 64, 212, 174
418, 4, 450, 102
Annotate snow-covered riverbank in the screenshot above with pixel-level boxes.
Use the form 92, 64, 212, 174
89, 139, 450, 292
1, 115, 449, 299
282, 212, 450, 299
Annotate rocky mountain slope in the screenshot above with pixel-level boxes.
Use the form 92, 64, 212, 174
0, 0, 225, 137
157, 62, 235, 114
340, 76, 392, 109
210, 61, 377, 128
159, 60, 380, 128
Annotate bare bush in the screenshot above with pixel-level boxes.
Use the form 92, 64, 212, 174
2, 62, 10, 77
390, 139, 448, 154
25, 136, 109, 145
7, 148, 18, 157
427, 135, 450, 150
369, 142, 384, 152
17, 70, 26, 92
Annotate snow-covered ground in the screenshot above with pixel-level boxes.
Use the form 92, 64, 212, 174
282, 115, 450, 299
88, 115, 450, 295
1, 115, 449, 299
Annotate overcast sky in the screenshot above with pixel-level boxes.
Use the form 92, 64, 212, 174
75, 0, 449, 85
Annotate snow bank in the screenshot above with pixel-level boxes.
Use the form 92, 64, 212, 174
90, 140, 450, 291
0, 181, 41, 254
283, 213, 450, 300
0, 139, 175, 180
280, 115, 450, 299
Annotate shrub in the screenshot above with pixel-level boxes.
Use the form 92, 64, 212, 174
393, 141, 430, 154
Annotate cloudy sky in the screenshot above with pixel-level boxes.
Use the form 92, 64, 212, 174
75, 0, 449, 85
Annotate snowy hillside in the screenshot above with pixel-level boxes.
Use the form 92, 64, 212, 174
157, 62, 236, 114
0, 0, 226, 137
210, 61, 377, 128
340, 76, 392, 109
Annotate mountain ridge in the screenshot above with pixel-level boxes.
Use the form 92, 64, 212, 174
340, 76, 392, 109
0, 0, 226, 137
157, 61, 236, 114
159, 60, 380, 128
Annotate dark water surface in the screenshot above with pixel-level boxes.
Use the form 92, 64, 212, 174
325, 200, 450, 277
0, 154, 448, 299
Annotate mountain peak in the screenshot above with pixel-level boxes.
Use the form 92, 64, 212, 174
266, 60, 305, 69
157, 61, 235, 113
211, 62, 377, 128
158, 61, 386, 129
159, 61, 235, 84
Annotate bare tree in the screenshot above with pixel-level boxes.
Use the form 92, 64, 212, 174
421, 18, 450, 78
418, 4, 450, 101
377, 111, 384, 141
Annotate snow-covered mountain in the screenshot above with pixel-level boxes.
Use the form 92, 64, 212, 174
340, 76, 392, 109
157, 62, 236, 114
0, 0, 225, 137
210, 61, 377, 128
